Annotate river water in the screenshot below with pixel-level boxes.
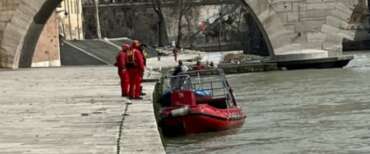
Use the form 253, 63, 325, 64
165, 51, 370, 154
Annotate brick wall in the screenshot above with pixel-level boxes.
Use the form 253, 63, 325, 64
31, 12, 61, 67
0, 0, 21, 41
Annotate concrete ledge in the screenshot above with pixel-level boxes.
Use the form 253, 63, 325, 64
31, 59, 61, 67
120, 82, 165, 154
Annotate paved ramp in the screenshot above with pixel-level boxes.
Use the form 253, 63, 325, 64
60, 41, 107, 66
61, 40, 120, 66
61, 39, 159, 66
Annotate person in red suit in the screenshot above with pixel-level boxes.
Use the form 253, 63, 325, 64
193, 60, 206, 70
132, 40, 147, 66
114, 44, 130, 97
131, 40, 146, 96
126, 44, 145, 100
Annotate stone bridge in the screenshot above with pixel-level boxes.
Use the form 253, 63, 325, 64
0, 0, 364, 68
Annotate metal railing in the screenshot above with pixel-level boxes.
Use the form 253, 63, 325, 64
165, 69, 237, 107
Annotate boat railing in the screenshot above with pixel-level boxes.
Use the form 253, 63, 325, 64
166, 74, 193, 91
166, 69, 224, 78
191, 79, 226, 98
190, 77, 237, 108
165, 69, 237, 108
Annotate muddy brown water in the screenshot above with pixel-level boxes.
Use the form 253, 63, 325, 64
165, 52, 370, 154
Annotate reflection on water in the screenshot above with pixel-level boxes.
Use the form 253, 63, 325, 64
165, 51, 370, 154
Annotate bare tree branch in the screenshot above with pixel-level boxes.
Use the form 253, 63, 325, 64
151, 0, 169, 46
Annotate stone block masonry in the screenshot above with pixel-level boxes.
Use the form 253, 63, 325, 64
266, 0, 363, 55
0, 0, 45, 68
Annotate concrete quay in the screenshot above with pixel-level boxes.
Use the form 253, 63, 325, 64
0, 66, 165, 154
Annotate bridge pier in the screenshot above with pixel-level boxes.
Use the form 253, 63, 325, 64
244, 0, 363, 61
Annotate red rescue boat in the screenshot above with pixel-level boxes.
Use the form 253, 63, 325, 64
159, 69, 246, 135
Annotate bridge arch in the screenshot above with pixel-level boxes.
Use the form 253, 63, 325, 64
0, 0, 361, 68
0, 0, 62, 68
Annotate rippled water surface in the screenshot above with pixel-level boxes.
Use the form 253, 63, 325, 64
165, 52, 370, 154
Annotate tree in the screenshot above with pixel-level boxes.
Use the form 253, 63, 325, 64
175, 0, 192, 48
152, 0, 169, 47
94, 0, 102, 39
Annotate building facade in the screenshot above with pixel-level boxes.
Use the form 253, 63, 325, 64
58, 0, 84, 40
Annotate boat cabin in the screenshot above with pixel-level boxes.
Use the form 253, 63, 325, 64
162, 69, 237, 109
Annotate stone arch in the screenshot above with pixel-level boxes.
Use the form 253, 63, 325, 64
240, 0, 289, 57
18, 0, 62, 68
1, 0, 282, 68
0, 0, 362, 68
0, 0, 62, 69
239, 0, 274, 56
242, 0, 358, 62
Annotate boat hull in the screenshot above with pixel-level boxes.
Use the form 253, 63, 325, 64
160, 105, 246, 135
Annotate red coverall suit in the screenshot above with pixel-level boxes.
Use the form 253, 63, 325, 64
115, 45, 130, 97
131, 41, 146, 95
193, 64, 206, 70
127, 48, 145, 99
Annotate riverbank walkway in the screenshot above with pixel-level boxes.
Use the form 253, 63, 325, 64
0, 66, 164, 154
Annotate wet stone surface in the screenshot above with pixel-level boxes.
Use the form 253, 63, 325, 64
0, 66, 164, 154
